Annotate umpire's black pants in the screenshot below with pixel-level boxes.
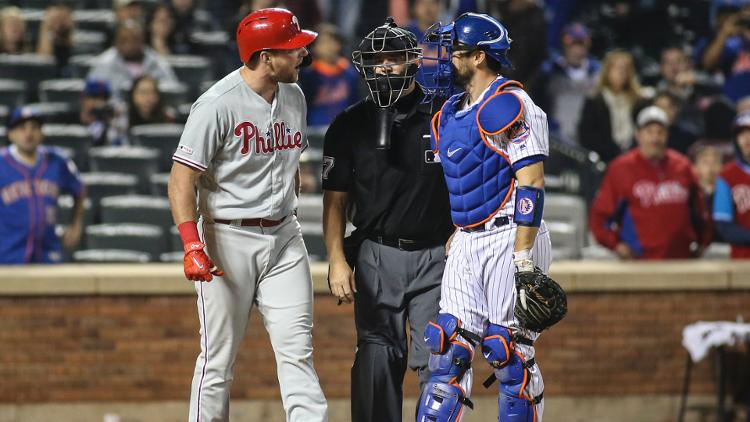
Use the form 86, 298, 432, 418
351, 239, 443, 422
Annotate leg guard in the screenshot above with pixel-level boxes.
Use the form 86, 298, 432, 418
417, 314, 475, 422
482, 324, 540, 422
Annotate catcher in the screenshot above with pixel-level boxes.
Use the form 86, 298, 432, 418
416, 12, 567, 422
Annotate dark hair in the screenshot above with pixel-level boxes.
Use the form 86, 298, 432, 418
654, 89, 684, 109
485, 53, 504, 74
127, 75, 171, 127
145, 4, 175, 48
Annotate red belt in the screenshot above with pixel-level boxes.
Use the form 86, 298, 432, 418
213, 216, 286, 227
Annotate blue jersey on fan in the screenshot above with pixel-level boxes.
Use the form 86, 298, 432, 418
0, 146, 83, 264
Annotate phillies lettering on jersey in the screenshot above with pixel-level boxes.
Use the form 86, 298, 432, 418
233, 121, 303, 155
0, 146, 83, 263
590, 149, 710, 259
173, 68, 309, 220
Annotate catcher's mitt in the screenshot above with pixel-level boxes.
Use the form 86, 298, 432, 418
514, 268, 567, 332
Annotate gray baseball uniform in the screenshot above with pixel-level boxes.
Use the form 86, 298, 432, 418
173, 68, 328, 422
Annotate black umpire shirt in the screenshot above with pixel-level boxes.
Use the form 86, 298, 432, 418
322, 87, 453, 245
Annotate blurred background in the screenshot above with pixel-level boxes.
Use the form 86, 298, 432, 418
0, 0, 749, 421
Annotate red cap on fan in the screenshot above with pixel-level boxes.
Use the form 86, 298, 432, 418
236, 8, 318, 64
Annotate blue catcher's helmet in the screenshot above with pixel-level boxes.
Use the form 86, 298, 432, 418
421, 12, 512, 100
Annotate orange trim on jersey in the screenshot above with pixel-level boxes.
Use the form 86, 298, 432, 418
460, 178, 515, 229
310, 57, 350, 77
494, 79, 524, 93
431, 107, 443, 154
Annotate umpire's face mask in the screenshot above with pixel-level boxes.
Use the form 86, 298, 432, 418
357, 52, 420, 108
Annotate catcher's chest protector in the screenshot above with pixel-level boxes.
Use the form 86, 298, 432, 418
434, 77, 522, 228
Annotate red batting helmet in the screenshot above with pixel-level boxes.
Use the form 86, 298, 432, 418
236, 8, 318, 64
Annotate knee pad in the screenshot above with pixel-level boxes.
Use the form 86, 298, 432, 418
425, 313, 482, 353
418, 314, 475, 422
481, 324, 513, 368
417, 343, 473, 422
483, 324, 540, 422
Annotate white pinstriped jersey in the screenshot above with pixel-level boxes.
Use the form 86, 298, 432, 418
459, 78, 550, 222
172, 68, 308, 220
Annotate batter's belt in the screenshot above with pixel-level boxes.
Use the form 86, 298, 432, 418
213, 216, 286, 227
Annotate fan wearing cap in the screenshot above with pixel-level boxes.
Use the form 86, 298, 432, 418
590, 106, 711, 260
322, 18, 452, 422
536, 22, 600, 144
168, 8, 327, 422
713, 112, 750, 258
0, 106, 85, 264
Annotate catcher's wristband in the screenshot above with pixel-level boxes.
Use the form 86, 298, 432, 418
513, 249, 534, 272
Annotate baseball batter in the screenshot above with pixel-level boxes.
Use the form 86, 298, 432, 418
167, 8, 327, 422
416, 13, 552, 421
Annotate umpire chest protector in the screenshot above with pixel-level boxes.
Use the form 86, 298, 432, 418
432, 77, 521, 228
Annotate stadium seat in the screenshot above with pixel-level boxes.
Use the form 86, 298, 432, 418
301, 225, 326, 262
73, 249, 151, 263
159, 82, 191, 107
39, 79, 86, 108
129, 123, 184, 171
72, 9, 115, 34
57, 195, 95, 227
545, 221, 581, 259
99, 194, 172, 232
84, 223, 166, 259
24, 102, 78, 124
169, 225, 181, 252
176, 103, 192, 123
0, 55, 58, 102
297, 194, 324, 226
159, 251, 183, 262
79, 172, 138, 210
72, 30, 107, 55
0, 79, 26, 107
166, 55, 213, 98
544, 193, 587, 249
149, 173, 170, 197
88, 146, 160, 193
69, 55, 96, 79
42, 124, 93, 171
190, 31, 231, 79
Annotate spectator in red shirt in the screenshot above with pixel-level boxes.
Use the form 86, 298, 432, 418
713, 112, 750, 258
590, 106, 711, 260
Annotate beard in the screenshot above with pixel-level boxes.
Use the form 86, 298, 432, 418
268, 61, 299, 84
452, 62, 473, 86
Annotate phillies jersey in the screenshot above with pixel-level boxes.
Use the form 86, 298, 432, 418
714, 160, 750, 258
589, 149, 710, 259
432, 77, 549, 227
0, 146, 83, 263
172, 68, 308, 220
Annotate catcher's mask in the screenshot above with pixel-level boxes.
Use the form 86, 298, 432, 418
352, 17, 422, 108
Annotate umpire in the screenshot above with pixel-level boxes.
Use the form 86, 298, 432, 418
322, 18, 453, 422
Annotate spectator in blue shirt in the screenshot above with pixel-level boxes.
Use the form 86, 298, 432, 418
404, 0, 443, 88
298, 24, 360, 130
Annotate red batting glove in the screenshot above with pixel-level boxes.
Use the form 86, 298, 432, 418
183, 241, 224, 282
178, 221, 224, 282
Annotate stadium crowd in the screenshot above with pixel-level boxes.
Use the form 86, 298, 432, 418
1, 0, 750, 263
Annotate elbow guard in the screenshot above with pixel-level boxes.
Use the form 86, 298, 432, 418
513, 186, 544, 227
